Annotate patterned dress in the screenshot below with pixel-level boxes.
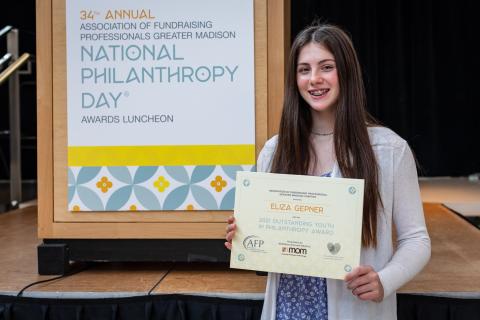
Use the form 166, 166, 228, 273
275, 171, 331, 320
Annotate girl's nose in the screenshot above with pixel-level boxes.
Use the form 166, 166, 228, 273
310, 70, 323, 85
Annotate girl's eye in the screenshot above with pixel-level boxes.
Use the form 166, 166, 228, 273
322, 65, 334, 71
298, 68, 310, 74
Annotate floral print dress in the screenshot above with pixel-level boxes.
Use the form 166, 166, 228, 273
275, 171, 331, 320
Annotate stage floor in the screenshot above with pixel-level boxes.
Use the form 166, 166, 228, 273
0, 203, 479, 299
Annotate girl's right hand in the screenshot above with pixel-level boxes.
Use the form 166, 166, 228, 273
224, 215, 236, 250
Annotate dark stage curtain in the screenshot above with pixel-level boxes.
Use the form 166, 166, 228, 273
0, 294, 263, 320
397, 294, 480, 320
1, 294, 479, 320
291, 0, 479, 176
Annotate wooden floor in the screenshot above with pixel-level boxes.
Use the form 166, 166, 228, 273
0, 203, 479, 297
398, 204, 480, 294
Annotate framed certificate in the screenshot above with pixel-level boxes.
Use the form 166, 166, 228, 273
230, 171, 364, 279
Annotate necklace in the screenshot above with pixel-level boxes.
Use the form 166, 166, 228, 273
311, 131, 333, 136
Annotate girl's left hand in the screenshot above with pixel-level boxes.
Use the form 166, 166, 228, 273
344, 265, 384, 302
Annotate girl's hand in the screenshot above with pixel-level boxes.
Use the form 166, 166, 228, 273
224, 215, 236, 250
345, 265, 384, 302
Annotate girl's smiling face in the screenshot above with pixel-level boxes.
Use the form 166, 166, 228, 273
296, 42, 339, 114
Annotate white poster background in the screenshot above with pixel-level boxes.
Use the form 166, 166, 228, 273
66, 0, 255, 147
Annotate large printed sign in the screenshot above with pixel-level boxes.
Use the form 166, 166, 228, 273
66, 0, 255, 211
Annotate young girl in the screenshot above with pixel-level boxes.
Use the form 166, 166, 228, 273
225, 23, 430, 320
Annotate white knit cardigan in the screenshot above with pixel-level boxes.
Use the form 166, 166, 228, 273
258, 127, 431, 320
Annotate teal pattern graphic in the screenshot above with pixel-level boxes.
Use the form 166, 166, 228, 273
68, 165, 256, 211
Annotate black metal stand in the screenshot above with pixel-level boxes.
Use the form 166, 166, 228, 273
37, 239, 229, 275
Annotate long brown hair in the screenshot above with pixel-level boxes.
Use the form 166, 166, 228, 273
271, 24, 381, 248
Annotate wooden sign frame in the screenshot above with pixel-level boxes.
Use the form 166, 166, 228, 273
37, 0, 290, 240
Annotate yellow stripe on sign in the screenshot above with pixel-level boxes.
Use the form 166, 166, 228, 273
68, 145, 256, 166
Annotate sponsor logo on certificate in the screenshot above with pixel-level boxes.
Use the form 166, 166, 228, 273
327, 242, 341, 255
281, 246, 308, 257
242, 235, 266, 253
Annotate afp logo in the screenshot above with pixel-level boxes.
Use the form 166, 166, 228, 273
243, 235, 265, 251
